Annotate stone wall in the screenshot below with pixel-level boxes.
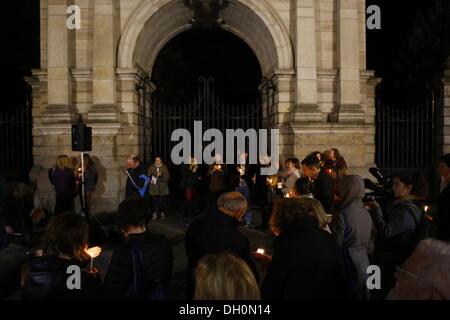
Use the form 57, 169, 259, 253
28, 0, 379, 214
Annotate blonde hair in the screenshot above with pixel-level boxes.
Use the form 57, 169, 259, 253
217, 192, 247, 212
194, 254, 260, 300
56, 155, 70, 169
270, 198, 329, 235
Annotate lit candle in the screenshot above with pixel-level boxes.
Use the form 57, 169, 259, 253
424, 206, 429, 213
285, 193, 290, 198
277, 182, 282, 189
85, 246, 102, 272
256, 248, 265, 255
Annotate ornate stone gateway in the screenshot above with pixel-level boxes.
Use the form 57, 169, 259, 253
27, 0, 381, 213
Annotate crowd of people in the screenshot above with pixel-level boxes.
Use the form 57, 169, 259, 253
0, 149, 449, 300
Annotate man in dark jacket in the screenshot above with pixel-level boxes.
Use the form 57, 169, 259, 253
437, 154, 450, 241
185, 192, 258, 299
301, 156, 336, 214
125, 154, 148, 200
103, 199, 173, 299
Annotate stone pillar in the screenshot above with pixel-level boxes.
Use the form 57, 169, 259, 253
294, 0, 321, 123
89, 0, 118, 122
271, 69, 296, 161
440, 64, 450, 156
337, 0, 364, 123
116, 68, 143, 202
44, 0, 72, 123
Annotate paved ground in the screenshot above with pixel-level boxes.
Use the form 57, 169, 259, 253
147, 209, 275, 300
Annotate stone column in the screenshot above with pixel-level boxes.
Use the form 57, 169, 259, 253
272, 69, 296, 161
440, 63, 450, 156
337, 0, 364, 123
294, 0, 321, 123
89, 0, 118, 122
43, 0, 72, 123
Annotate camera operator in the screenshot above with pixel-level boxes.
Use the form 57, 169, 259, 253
365, 171, 429, 299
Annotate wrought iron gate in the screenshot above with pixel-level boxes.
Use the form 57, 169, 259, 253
375, 90, 436, 179
150, 76, 264, 165
0, 87, 33, 177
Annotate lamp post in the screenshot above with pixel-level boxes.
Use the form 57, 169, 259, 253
185, 0, 228, 29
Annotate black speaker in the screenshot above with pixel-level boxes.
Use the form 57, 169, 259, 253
72, 124, 92, 151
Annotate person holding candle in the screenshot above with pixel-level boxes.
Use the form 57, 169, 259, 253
206, 154, 228, 210
180, 157, 202, 217
254, 198, 347, 300
148, 157, 170, 221
21, 213, 103, 300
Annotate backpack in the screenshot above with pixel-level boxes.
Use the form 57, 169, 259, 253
125, 240, 165, 300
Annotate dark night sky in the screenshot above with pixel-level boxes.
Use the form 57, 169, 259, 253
2, 0, 448, 110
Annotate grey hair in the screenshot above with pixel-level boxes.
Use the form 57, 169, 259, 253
217, 192, 247, 212
413, 239, 450, 298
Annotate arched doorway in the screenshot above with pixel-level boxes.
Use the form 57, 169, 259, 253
149, 28, 263, 166
117, 0, 295, 163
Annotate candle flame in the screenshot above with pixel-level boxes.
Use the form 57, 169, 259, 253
256, 248, 265, 255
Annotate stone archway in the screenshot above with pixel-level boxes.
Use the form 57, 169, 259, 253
116, 0, 296, 168
117, 0, 294, 76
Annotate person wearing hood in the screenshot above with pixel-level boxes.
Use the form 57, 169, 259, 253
329, 175, 373, 300
366, 171, 429, 298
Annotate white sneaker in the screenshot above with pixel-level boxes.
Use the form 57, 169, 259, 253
152, 212, 158, 221
160, 212, 165, 220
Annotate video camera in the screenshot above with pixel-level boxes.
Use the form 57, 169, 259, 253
363, 167, 393, 205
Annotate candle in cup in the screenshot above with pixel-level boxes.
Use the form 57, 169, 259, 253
256, 248, 265, 255
277, 182, 282, 189
424, 205, 429, 213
